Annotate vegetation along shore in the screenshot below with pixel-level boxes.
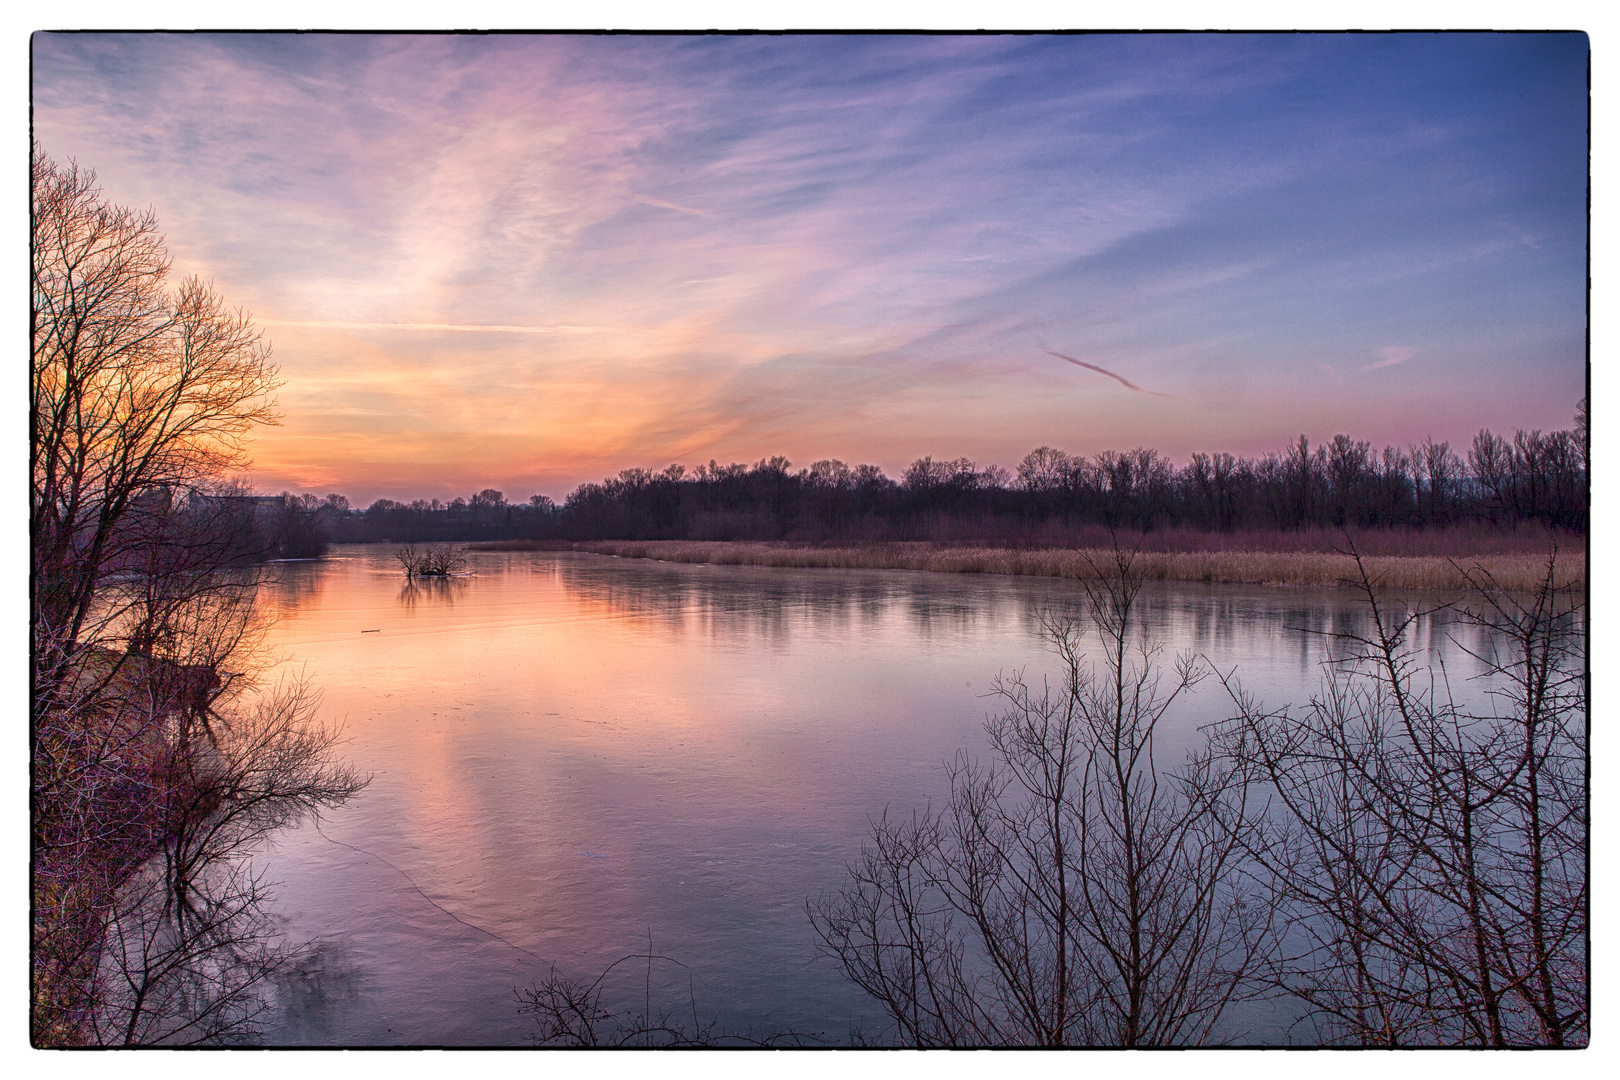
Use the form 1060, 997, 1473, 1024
467, 534, 1583, 593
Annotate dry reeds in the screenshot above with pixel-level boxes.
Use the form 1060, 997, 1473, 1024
554, 540, 1582, 593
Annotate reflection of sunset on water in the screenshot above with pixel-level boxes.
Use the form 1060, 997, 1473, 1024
246, 546, 1516, 1043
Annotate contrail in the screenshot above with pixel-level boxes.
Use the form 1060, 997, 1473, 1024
1041, 347, 1175, 398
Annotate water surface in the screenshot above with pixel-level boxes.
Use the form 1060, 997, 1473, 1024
255, 546, 1499, 1045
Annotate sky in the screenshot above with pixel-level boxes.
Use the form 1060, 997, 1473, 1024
31, 32, 1589, 506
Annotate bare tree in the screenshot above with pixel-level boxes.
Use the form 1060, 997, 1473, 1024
1016, 446, 1072, 494
1215, 549, 1585, 1046
394, 542, 469, 577
1325, 434, 1372, 526
1412, 437, 1461, 525
82, 676, 366, 1045
1186, 451, 1243, 530
269, 493, 329, 559
32, 148, 278, 674
32, 146, 363, 1045
1468, 430, 1515, 525
809, 551, 1274, 1046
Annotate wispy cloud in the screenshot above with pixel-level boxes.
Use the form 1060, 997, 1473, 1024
258, 320, 623, 334
30, 33, 1587, 502
1498, 219, 1542, 249
1363, 346, 1417, 371
633, 194, 707, 216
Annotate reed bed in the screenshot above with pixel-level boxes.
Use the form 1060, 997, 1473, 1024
852, 521, 1578, 559
546, 540, 1582, 593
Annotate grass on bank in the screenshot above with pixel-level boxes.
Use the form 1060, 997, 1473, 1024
466, 532, 1584, 593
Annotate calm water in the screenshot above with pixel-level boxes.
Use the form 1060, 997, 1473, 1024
253, 546, 1499, 1046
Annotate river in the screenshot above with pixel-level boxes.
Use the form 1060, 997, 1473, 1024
252, 545, 1502, 1045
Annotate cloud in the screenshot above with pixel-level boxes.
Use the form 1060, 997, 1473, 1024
1363, 346, 1417, 371
1498, 219, 1541, 249
257, 320, 622, 334
30, 33, 1586, 503
633, 194, 707, 216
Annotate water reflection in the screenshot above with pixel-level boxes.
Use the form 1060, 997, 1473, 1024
540, 555, 1506, 689
256, 560, 326, 617
397, 576, 464, 610
269, 940, 365, 1045
552, 559, 918, 649
252, 546, 1523, 1045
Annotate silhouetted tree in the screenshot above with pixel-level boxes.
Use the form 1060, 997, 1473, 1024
810, 552, 1274, 1046
32, 146, 362, 1044
1215, 550, 1586, 1045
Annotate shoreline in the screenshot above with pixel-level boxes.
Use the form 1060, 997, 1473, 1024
464, 539, 1584, 593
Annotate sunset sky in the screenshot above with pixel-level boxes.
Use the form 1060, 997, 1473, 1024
32, 32, 1588, 506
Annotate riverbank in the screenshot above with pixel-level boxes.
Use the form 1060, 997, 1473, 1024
465, 538, 1583, 592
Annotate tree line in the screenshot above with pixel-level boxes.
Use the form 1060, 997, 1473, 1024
310, 410, 1587, 546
